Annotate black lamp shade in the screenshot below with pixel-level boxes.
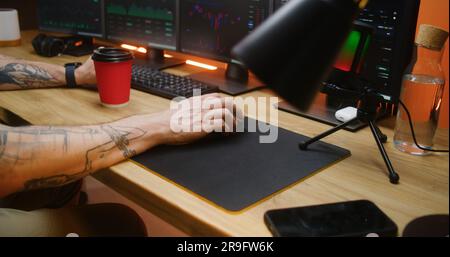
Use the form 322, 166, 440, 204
232, 0, 361, 111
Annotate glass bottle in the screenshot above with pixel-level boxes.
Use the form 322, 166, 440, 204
394, 24, 449, 156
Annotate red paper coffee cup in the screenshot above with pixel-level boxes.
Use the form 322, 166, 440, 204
92, 48, 134, 108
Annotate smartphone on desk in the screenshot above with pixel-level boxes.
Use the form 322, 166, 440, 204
264, 200, 398, 237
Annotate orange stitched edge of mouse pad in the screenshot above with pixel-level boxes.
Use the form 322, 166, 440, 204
132, 118, 351, 213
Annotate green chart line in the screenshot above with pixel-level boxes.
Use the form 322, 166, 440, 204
107, 4, 174, 21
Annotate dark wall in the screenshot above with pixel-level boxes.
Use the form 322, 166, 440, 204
1, 0, 38, 30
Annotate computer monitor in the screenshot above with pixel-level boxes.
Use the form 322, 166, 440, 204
37, 0, 104, 38
105, 0, 176, 50
179, 0, 272, 95
104, 0, 184, 70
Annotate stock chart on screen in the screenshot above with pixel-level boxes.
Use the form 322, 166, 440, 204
105, 0, 177, 50
180, 0, 270, 61
37, 0, 103, 37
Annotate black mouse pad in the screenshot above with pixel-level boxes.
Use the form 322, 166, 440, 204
132, 119, 351, 212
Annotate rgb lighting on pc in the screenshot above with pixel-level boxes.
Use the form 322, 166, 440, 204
335, 31, 363, 72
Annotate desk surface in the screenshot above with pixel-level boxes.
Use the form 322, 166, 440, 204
0, 31, 448, 236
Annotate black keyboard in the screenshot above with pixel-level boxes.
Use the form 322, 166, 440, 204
131, 64, 218, 99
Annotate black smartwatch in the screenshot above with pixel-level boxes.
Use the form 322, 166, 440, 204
64, 62, 82, 88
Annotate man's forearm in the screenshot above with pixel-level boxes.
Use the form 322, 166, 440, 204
0, 114, 166, 197
0, 54, 66, 90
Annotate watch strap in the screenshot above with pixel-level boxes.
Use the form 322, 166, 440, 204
65, 63, 81, 88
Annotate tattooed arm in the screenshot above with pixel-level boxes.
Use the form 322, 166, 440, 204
0, 54, 96, 90
0, 115, 158, 197
0, 94, 238, 197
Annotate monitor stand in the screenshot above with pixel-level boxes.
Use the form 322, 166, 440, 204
276, 93, 388, 132
133, 48, 185, 71
188, 62, 265, 95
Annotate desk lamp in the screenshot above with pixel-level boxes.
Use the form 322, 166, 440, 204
232, 0, 401, 184
233, 0, 368, 111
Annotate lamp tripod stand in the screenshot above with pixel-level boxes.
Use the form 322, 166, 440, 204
299, 85, 400, 184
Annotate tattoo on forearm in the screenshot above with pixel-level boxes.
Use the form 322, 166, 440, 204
84, 126, 146, 171
0, 63, 60, 89
101, 126, 139, 158
0, 126, 101, 163
3, 125, 147, 191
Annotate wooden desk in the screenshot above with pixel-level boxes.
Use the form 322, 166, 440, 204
1, 31, 448, 236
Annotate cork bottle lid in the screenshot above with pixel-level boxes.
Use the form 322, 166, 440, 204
415, 24, 449, 50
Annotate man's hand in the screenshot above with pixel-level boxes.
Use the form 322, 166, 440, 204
0, 92, 243, 196
152, 93, 243, 146
75, 57, 97, 86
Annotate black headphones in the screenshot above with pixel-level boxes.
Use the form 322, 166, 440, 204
32, 34, 66, 57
